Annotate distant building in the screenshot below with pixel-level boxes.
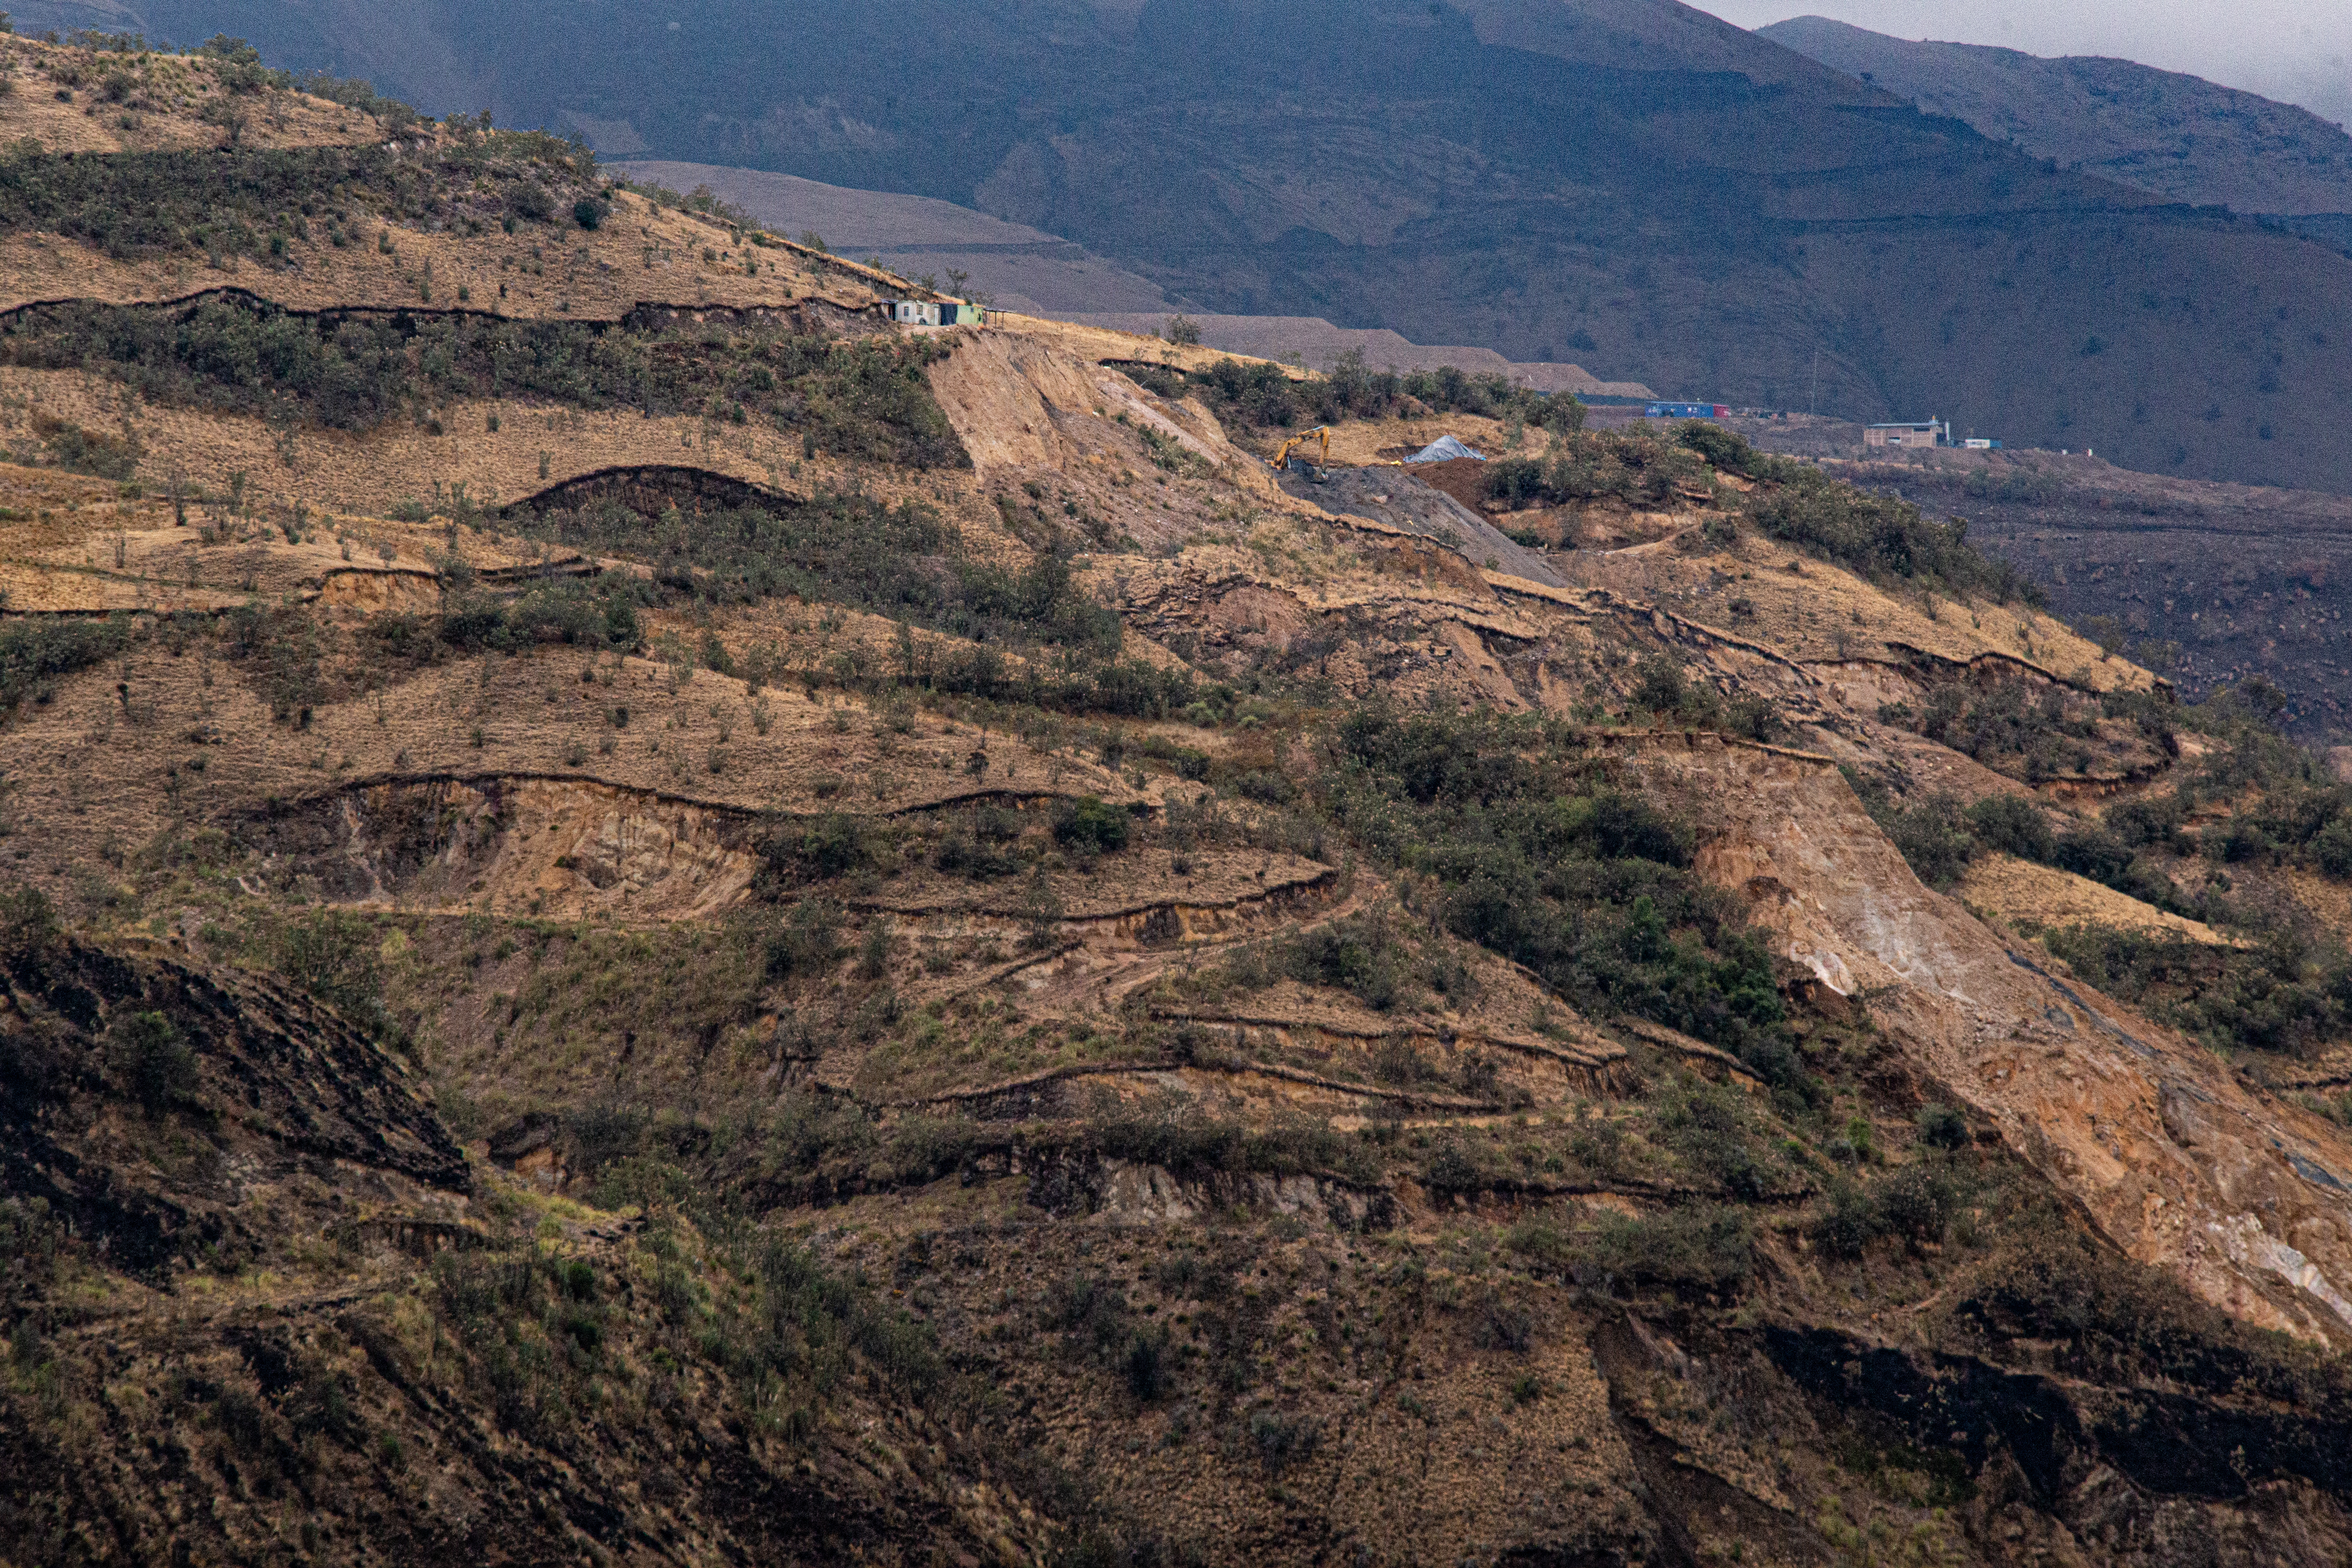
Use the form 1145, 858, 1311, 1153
1866, 419, 1949, 449
1961, 438, 2001, 450
883, 300, 989, 326
1644, 401, 1729, 419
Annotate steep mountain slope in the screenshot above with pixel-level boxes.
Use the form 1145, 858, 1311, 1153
17, 34, 2352, 1565
1761, 16, 2352, 220
74, 0, 2352, 496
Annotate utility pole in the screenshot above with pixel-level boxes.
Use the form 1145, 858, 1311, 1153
1808, 348, 1820, 417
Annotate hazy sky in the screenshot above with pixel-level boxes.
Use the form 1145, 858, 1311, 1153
1695, 2, 2352, 127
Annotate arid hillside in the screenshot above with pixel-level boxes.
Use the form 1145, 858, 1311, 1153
14, 35, 2352, 1568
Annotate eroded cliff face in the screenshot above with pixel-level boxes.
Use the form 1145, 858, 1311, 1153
1634, 734, 2352, 1341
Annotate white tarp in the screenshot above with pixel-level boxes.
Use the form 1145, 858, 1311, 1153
1405, 435, 1484, 463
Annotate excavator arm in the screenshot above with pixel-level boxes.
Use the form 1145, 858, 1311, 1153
1267, 426, 1330, 470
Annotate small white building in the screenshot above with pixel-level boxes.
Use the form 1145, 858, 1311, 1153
1865, 419, 1948, 450
883, 300, 989, 327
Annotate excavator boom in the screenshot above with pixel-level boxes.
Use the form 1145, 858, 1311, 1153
1268, 426, 1331, 470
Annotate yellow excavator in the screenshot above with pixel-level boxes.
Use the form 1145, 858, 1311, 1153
1267, 426, 1330, 472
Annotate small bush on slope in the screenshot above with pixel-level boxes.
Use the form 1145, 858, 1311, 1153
0, 615, 132, 717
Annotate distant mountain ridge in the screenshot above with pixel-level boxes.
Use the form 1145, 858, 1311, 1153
1760, 16, 2352, 218
36, 0, 2352, 494
617, 159, 1656, 396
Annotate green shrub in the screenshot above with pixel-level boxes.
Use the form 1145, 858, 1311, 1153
2037, 921, 2350, 1057
1589, 1204, 1755, 1294
223, 600, 326, 722
1964, 794, 2055, 862
1882, 792, 1978, 890
1744, 455, 2034, 600
0, 614, 132, 715
1483, 430, 1709, 510
1630, 655, 1690, 716
1914, 1102, 1969, 1150
764, 899, 844, 979
1420, 1137, 1484, 1191
0, 885, 62, 968
1049, 1272, 1132, 1354
1082, 1096, 1378, 1184
1329, 710, 1792, 1075
1250, 1409, 1320, 1474
1813, 1178, 1882, 1259
1233, 768, 1296, 805
428, 579, 644, 655
1657, 1080, 1775, 1199
30, 414, 139, 478
1274, 912, 1431, 1012
2206, 820, 2274, 864
2315, 817, 2352, 880
1875, 1162, 1959, 1241
1053, 796, 1132, 854
760, 813, 878, 885
275, 910, 388, 1025
1475, 1298, 1534, 1354
1131, 350, 1581, 434
107, 1010, 195, 1114
0, 135, 592, 262
1679, 426, 2033, 597
1122, 1330, 1170, 1400
1897, 679, 2102, 780
511, 493, 1115, 655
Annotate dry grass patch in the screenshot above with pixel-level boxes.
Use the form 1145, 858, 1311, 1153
1959, 851, 2245, 948
0, 37, 378, 156
1559, 529, 2154, 689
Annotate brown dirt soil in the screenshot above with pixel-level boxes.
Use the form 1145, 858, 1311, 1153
1960, 851, 2246, 947
1629, 730, 2352, 1342
1317, 413, 1525, 467
0, 463, 592, 609
929, 329, 1253, 479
